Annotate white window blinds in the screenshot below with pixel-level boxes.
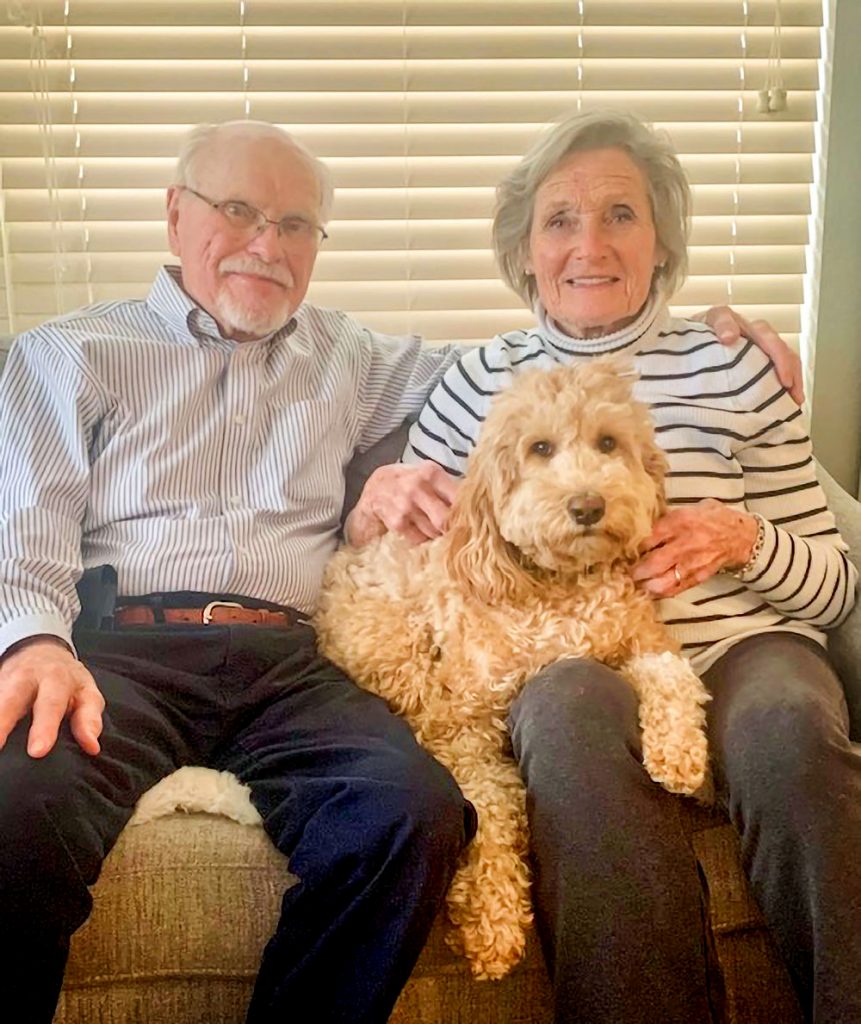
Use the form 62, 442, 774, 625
0, 0, 823, 347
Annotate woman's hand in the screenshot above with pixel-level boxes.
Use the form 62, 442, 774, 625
344, 462, 460, 547
696, 306, 804, 404
632, 499, 760, 597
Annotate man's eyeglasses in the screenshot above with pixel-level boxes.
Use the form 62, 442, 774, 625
181, 187, 328, 245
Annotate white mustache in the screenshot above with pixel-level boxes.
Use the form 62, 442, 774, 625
219, 256, 294, 288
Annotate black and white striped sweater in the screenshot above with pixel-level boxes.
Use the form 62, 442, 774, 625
403, 296, 856, 671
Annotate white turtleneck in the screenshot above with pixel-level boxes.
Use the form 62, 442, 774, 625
403, 296, 855, 671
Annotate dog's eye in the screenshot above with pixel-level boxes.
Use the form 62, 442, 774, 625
529, 440, 554, 458
597, 435, 617, 453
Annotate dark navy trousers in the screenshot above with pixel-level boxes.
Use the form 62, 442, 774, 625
0, 623, 474, 1024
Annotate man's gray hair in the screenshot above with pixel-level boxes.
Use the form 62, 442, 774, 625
174, 120, 335, 223
493, 109, 691, 309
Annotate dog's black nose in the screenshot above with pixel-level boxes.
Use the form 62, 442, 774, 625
569, 493, 605, 526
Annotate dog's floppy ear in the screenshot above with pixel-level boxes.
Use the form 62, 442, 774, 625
443, 432, 539, 606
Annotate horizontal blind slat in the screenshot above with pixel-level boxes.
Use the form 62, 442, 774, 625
0, 58, 821, 93
16, 1, 823, 29
0, 153, 816, 189
0, 27, 822, 61
0, 93, 821, 126
1, 122, 816, 158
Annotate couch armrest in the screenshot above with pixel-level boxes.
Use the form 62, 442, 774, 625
816, 460, 861, 735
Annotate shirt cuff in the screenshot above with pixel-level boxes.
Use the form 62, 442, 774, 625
736, 517, 779, 586
0, 612, 76, 661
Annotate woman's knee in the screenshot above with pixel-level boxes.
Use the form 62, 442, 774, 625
509, 658, 641, 763
723, 690, 842, 785
710, 639, 849, 798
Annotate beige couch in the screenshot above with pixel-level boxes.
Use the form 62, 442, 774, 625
52, 797, 798, 1024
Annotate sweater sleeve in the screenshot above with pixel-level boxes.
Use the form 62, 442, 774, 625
0, 331, 106, 656
729, 349, 856, 629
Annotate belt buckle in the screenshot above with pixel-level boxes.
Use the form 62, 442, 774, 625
201, 600, 245, 624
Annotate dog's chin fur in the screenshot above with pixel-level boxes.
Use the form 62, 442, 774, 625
315, 357, 711, 981
510, 524, 637, 577
496, 464, 660, 583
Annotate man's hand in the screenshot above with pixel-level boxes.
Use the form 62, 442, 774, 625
345, 462, 460, 547
696, 306, 804, 404
632, 499, 759, 598
0, 636, 105, 758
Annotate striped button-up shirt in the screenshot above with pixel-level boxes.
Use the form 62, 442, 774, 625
0, 266, 461, 656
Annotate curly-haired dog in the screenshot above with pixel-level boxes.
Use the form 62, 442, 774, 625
314, 357, 710, 981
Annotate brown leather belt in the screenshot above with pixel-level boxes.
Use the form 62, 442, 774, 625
114, 601, 305, 629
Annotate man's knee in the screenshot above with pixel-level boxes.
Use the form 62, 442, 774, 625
0, 732, 80, 830
271, 748, 472, 878
0, 738, 95, 933
389, 752, 474, 855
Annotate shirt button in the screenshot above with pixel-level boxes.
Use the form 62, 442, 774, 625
234, 414, 246, 425
229, 495, 241, 506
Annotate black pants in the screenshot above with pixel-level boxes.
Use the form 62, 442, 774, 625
0, 623, 474, 1024
509, 633, 861, 1024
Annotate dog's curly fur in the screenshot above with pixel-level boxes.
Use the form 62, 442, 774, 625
315, 357, 710, 981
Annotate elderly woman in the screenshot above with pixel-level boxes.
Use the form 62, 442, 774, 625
360, 111, 859, 1023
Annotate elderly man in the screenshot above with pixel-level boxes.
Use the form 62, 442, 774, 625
0, 119, 800, 1024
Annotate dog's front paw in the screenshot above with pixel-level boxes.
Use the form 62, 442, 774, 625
642, 725, 709, 796
625, 652, 711, 797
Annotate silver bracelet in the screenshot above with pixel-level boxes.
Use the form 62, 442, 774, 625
728, 512, 766, 579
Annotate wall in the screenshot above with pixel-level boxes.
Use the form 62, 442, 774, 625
809, 0, 861, 498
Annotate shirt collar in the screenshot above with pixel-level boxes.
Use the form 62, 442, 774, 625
146, 265, 298, 348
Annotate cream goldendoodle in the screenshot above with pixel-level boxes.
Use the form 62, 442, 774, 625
314, 357, 711, 981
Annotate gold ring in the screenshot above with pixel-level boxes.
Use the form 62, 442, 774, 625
673, 565, 682, 586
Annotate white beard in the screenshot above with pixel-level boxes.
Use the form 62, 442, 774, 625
213, 291, 291, 338
214, 255, 296, 339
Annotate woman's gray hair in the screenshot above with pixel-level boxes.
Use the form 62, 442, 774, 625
174, 120, 334, 223
493, 109, 691, 308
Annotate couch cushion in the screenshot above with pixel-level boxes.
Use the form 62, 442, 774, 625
56, 811, 552, 1024
56, 814, 295, 1024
